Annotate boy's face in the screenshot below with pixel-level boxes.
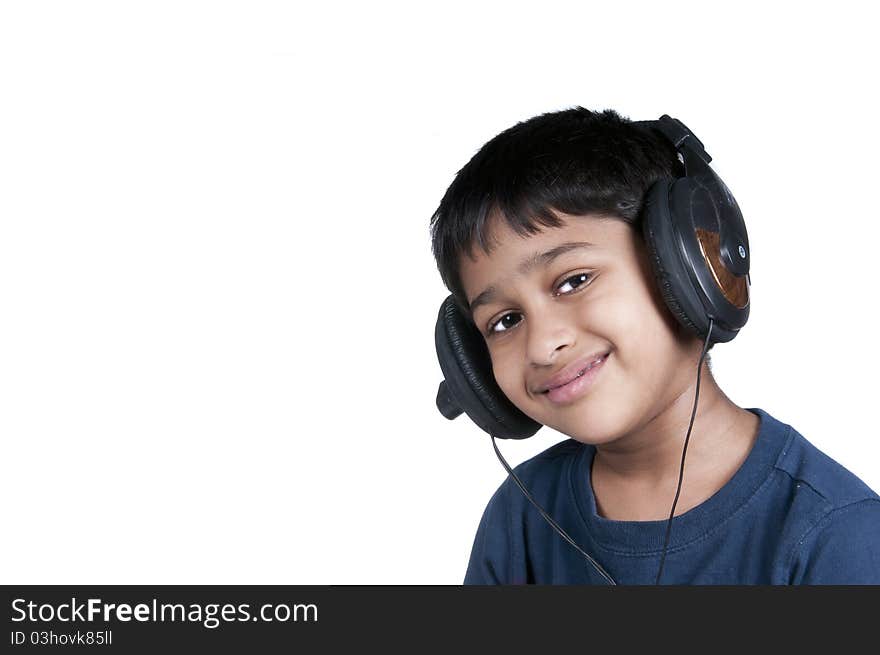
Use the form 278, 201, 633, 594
459, 211, 702, 445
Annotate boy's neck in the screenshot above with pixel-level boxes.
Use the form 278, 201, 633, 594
590, 365, 760, 521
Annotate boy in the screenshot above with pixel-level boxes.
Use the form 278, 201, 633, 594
429, 107, 880, 584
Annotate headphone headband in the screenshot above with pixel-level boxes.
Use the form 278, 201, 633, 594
632, 115, 712, 167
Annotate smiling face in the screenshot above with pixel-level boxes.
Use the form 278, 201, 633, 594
459, 211, 704, 446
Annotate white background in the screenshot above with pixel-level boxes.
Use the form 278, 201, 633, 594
1, 1, 877, 584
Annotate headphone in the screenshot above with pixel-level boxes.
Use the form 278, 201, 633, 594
433, 115, 751, 583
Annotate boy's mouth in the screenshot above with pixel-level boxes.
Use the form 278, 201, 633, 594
535, 351, 611, 394
538, 352, 610, 405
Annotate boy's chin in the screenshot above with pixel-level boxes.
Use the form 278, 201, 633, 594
564, 430, 624, 447
540, 403, 635, 446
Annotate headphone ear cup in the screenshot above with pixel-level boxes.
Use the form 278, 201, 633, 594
435, 296, 541, 440
641, 180, 706, 338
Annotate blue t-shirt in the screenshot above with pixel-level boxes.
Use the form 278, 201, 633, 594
464, 408, 880, 584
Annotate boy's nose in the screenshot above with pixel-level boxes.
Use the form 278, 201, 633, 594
526, 316, 576, 367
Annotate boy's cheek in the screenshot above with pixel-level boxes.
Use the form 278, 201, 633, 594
491, 363, 533, 411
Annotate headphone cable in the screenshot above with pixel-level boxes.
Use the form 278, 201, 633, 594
490, 434, 617, 585
655, 318, 715, 585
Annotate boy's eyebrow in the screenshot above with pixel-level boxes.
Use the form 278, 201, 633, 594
468, 241, 596, 313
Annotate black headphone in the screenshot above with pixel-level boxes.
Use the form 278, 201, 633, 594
434, 115, 751, 441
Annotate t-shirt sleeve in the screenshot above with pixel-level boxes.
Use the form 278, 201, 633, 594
463, 482, 513, 585
795, 499, 880, 584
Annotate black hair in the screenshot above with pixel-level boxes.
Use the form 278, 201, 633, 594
429, 106, 684, 316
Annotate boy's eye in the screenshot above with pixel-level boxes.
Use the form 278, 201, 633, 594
488, 312, 522, 335
555, 272, 592, 295
486, 272, 594, 336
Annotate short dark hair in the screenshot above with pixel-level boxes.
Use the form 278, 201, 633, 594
429, 106, 682, 317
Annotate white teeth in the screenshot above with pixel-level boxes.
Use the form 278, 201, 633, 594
576, 355, 605, 378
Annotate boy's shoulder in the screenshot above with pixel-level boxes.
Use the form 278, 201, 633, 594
764, 410, 880, 583
770, 411, 880, 509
